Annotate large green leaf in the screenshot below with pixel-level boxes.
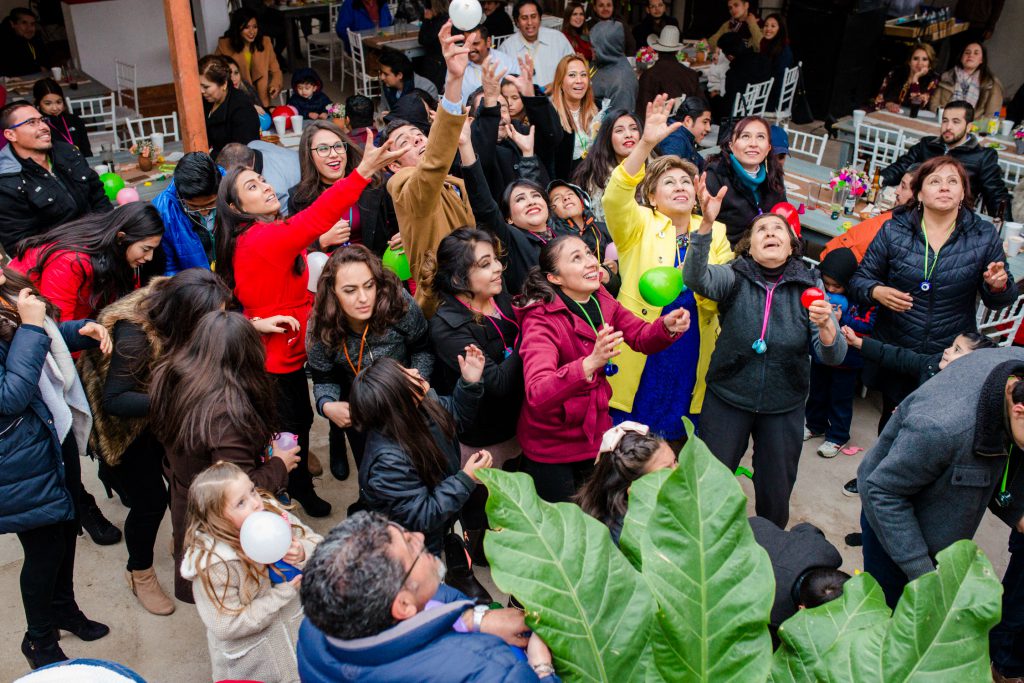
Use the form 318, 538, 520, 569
480, 469, 656, 683
619, 468, 672, 571
640, 421, 775, 682
769, 573, 891, 683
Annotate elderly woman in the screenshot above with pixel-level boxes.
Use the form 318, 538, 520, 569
601, 95, 732, 447
684, 182, 846, 528
849, 155, 1016, 432
872, 44, 939, 113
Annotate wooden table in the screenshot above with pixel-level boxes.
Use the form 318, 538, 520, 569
277, 1, 333, 72
360, 26, 425, 61
87, 141, 184, 201
3, 70, 111, 102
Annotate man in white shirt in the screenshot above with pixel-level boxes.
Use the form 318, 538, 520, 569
457, 25, 520, 105
498, 0, 573, 91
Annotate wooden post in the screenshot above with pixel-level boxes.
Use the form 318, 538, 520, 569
163, 0, 207, 153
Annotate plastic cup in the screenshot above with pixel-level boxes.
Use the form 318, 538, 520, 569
1005, 222, 1024, 241
273, 115, 288, 137
51, 66, 63, 81
852, 109, 866, 128
92, 164, 109, 175
1009, 235, 1023, 256
149, 133, 164, 154
1001, 120, 1014, 137
290, 115, 303, 135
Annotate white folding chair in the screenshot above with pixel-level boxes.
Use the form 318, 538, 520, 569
125, 113, 179, 147
853, 123, 905, 176
490, 33, 513, 50
998, 157, 1024, 190
783, 125, 827, 165
114, 61, 139, 119
766, 63, 800, 123
731, 78, 774, 118
977, 293, 1024, 347
308, 3, 344, 83
68, 94, 118, 149
348, 29, 381, 99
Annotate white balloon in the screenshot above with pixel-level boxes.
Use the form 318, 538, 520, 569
307, 251, 329, 293
239, 510, 293, 564
449, 0, 482, 31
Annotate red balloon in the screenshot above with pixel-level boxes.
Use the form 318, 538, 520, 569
801, 287, 825, 309
771, 202, 801, 238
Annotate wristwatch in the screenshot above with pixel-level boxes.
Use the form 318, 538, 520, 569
471, 604, 488, 632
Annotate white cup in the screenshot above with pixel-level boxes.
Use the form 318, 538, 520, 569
51, 66, 62, 81
1006, 222, 1024, 241
936, 107, 944, 123
852, 109, 866, 128
1001, 120, 1015, 137
273, 115, 288, 137
92, 163, 109, 175
149, 133, 164, 154
1009, 235, 1023, 256
290, 115, 303, 135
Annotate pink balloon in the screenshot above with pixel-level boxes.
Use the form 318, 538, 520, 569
116, 187, 140, 205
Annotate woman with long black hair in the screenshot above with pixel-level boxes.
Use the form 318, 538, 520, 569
10, 202, 164, 323
307, 245, 431, 482
215, 8, 282, 108
571, 109, 643, 223
215, 134, 404, 516
78, 269, 232, 616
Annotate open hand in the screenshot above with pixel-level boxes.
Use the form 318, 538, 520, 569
841, 325, 863, 349
695, 172, 727, 225
440, 21, 471, 80
641, 94, 683, 146
458, 344, 486, 383
507, 124, 535, 156
508, 55, 535, 95
481, 57, 507, 102
355, 136, 408, 177
79, 321, 112, 355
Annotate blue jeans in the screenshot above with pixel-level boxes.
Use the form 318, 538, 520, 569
991, 530, 1024, 676
861, 511, 909, 609
805, 362, 858, 444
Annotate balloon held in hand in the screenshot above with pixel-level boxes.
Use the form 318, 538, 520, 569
239, 510, 301, 584
801, 287, 825, 309
638, 266, 685, 307
382, 247, 412, 280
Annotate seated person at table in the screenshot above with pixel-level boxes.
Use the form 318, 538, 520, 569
33, 78, 91, 157
880, 100, 1010, 219
712, 32, 771, 122
0, 101, 110, 254
216, 142, 301, 216
379, 48, 440, 114
931, 42, 1004, 119
872, 44, 939, 113
297, 512, 560, 682
198, 55, 260, 159
0, 8, 49, 77
707, 0, 762, 52
631, 0, 678, 52
499, 0, 574, 91
287, 67, 333, 120
336, 0, 394, 52
636, 26, 701, 121
456, 25, 518, 106
151, 152, 221, 274
344, 94, 378, 146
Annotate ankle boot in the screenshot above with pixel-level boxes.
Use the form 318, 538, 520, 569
21, 632, 67, 670
126, 568, 175, 615
97, 460, 130, 507
307, 450, 324, 477
292, 489, 332, 518
56, 611, 109, 641
79, 491, 122, 546
443, 532, 492, 604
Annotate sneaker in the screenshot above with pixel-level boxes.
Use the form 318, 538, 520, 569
803, 426, 824, 441
842, 478, 859, 497
817, 441, 845, 458
844, 532, 862, 547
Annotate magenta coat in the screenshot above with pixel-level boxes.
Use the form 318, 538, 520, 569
516, 286, 678, 465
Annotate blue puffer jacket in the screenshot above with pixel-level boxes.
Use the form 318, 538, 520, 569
0, 320, 96, 534
297, 584, 557, 683
151, 179, 216, 276
849, 204, 1017, 357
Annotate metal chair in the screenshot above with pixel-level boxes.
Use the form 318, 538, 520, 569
68, 94, 118, 148
308, 3, 344, 83
348, 29, 381, 99
731, 78, 775, 118
998, 157, 1024, 190
852, 123, 905, 176
977, 293, 1024, 347
783, 125, 827, 165
114, 61, 139, 120
125, 113, 180, 147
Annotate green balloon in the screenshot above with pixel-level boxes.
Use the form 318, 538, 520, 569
638, 266, 685, 307
382, 247, 411, 280
99, 173, 125, 202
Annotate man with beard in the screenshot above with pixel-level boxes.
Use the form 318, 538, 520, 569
0, 101, 111, 255
881, 99, 1010, 218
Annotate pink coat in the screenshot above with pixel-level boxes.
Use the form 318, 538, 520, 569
516, 287, 677, 464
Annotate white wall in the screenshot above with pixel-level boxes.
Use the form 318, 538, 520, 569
193, 0, 229, 57
986, 1, 1024, 99
63, 0, 174, 88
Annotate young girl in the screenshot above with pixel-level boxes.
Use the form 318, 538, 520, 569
181, 462, 321, 683
516, 235, 689, 503
575, 422, 677, 545
33, 77, 92, 156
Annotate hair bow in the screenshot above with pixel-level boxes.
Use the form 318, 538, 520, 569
597, 421, 650, 462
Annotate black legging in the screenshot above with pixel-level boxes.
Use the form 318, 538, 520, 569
520, 457, 595, 504
273, 369, 315, 499
16, 435, 83, 639
108, 431, 168, 571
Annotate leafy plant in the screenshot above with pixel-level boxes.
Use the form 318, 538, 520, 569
479, 423, 1003, 683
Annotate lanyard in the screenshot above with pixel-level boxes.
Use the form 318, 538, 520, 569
342, 325, 369, 375
456, 296, 521, 358
752, 280, 779, 354
921, 219, 954, 286
997, 444, 1017, 507
572, 295, 606, 333
47, 116, 73, 147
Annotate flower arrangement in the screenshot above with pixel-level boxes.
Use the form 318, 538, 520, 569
829, 167, 869, 196
1014, 127, 1024, 140
326, 103, 345, 119
636, 46, 656, 67
129, 139, 155, 157
694, 39, 708, 53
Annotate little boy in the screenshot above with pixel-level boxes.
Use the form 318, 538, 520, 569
804, 247, 875, 458
287, 67, 333, 120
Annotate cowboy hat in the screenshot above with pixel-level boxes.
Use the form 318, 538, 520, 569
648, 25, 683, 52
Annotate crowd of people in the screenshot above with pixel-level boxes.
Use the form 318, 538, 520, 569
1, 0, 1024, 681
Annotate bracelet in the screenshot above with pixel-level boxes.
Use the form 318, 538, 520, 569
532, 663, 555, 676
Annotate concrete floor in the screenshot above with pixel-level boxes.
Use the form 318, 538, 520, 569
0, 388, 1013, 681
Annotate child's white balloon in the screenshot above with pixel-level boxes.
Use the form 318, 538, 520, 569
307, 251, 329, 293
449, 0, 483, 31
239, 511, 292, 564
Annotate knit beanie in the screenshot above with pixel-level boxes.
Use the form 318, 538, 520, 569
818, 247, 858, 287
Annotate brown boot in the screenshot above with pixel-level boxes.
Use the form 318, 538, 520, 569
126, 568, 175, 616
308, 451, 323, 477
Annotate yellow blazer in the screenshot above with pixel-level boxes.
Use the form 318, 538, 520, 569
216, 36, 283, 108
602, 162, 733, 414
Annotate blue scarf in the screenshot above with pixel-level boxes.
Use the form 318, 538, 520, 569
729, 153, 767, 204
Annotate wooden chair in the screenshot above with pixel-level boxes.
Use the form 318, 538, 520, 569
766, 63, 800, 123
731, 78, 775, 118
125, 113, 180, 147
977, 293, 1024, 347
347, 29, 381, 99
852, 123, 905, 176
783, 125, 827, 165
68, 93, 118, 148
308, 3, 344, 83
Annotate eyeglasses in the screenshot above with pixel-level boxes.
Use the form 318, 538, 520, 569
389, 522, 427, 590
8, 116, 45, 131
312, 142, 346, 158
179, 197, 217, 217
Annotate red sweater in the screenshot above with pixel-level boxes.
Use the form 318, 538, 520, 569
232, 170, 370, 374
10, 248, 103, 322
515, 287, 677, 464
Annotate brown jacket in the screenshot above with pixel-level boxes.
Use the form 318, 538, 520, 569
216, 36, 283, 108
387, 107, 474, 317
931, 68, 1005, 119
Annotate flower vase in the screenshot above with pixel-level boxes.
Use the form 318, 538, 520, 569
1016, 139, 1024, 155
138, 152, 153, 172
696, 50, 706, 63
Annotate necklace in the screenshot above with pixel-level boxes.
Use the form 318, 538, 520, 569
919, 218, 954, 292
456, 296, 521, 359
996, 445, 1018, 508
571, 295, 618, 376
342, 325, 370, 375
